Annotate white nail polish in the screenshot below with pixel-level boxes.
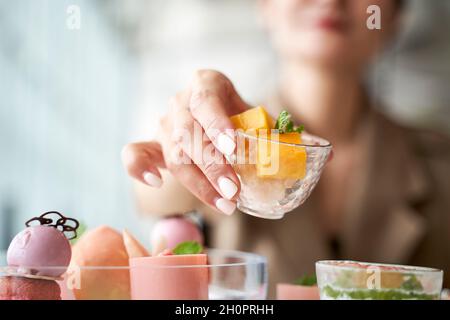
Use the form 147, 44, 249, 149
218, 176, 238, 200
217, 133, 236, 156
143, 171, 162, 188
215, 198, 236, 216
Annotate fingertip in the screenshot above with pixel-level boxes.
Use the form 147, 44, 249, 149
218, 176, 239, 200
217, 132, 236, 156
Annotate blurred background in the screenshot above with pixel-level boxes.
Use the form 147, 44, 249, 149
0, 0, 450, 253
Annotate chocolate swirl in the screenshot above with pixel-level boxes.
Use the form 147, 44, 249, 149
25, 211, 80, 240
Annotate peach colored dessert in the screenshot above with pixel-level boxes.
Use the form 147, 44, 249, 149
67, 218, 207, 300
70, 226, 131, 300
130, 241, 208, 300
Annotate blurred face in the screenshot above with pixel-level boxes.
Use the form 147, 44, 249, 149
262, 0, 400, 71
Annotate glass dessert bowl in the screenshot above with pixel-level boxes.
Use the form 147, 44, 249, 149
316, 260, 444, 300
0, 249, 267, 300
228, 106, 332, 219
230, 130, 332, 219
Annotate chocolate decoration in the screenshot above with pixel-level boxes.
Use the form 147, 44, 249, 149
25, 211, 80, 240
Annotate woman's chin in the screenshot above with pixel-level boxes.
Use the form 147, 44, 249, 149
279, 34, 356, 68
289, 48, 354, 69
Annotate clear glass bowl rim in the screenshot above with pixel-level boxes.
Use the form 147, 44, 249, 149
236, 130, 332, 149
316, 260, 443, 275
0, 249, 267, 271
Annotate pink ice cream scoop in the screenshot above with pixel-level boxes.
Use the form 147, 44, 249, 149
7, 225, 72, 277
151, 216, 204, 255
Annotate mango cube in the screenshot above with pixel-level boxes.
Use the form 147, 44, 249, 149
230, 106, 273, 131
257, 132, 306, 179
230, 106, 307, 180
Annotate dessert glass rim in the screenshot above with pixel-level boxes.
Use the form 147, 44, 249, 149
316, 260, 443, 274
236, 130, 332, 149
129, 249, 267, 269
1, 249, 267, 271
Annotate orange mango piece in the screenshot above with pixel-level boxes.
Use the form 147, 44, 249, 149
230, 106, 273, 131
230, 106, 274, 163
257, 132, 306, 179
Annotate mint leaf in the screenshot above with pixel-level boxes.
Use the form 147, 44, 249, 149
401, 275, 423, 291
295, 125, 305, 134
274, 110, 292, 133
172, 241, 203, 255
275, 110, 304, 134
294, 274, 317, 286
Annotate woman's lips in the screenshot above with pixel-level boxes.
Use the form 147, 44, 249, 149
314, 17, 347, 32
291, 11, 348, 33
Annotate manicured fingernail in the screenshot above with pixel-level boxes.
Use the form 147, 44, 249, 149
215, 198, 236, 216
143, 171, 162, 188
218, 176, 238, 200
217, 133, 236, 156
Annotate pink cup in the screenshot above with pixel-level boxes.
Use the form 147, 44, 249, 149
276, 283, 320, 300
130, 254, 209, 300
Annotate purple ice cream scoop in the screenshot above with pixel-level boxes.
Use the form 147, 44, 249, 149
7, 225, 72, 277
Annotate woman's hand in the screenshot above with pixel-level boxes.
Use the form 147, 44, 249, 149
122, 70, 249, 216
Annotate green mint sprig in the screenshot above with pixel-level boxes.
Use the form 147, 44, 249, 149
172, 241, 203, 255
294, 274, 317, 286
274, 110, 304, 134
401, 275, 423, 291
